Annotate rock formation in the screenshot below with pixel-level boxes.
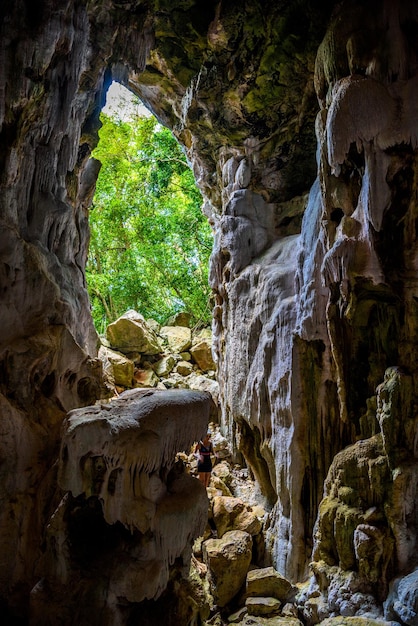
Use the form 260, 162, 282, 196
1, 0, 418, 624
98, 309, 219, 401
29, 388, 212, 625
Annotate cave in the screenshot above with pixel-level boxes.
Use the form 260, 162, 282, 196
1, 0, 418, 625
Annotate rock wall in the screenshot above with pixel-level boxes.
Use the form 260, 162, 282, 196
1, 0, 418, 623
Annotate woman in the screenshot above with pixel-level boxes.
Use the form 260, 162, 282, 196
195, 432, 214, 487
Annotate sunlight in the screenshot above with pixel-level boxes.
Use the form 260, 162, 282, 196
102, 82, 151, 121
87, 81, 213, 332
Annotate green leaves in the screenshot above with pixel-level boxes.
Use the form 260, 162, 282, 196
86, 98, 213, 333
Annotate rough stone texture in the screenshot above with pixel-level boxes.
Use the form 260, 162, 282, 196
203, 530, 253, 608
99, 344, 134, 387
154, 354, 177, 377
106, 309, 162, 355
235, 617, 303, 626
159, 325, 193, 354
246, 567, 294, 602
245, 596, 281, 616
30, 388, 213, 624
1, 0, 418, 624
384, 568, 418, 626
212, 495, 262, 538
190, 337, 216, 371
318, 619, 391, 626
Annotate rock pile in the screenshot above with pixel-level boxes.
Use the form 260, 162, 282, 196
98, 309, 219, 407
177, 452, 305, 626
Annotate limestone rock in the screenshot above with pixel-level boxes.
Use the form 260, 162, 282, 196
99, 346, 134, 388
106, 310, 162, 355
246, 567, 295, 602
376, 367, 414, 467
234, 617, 302, 626
312, 434, 394, 595
203, 530, 253, 607
133, 367, 159, 388
186, 373, 220, 406
145, 318, 161, 334
165, 311, 192, 327
175, 360, 194, 376
50, 389, 213, 606
1, 0, 418, 622
228, 606, 248, 623
211, 431, 232, 459
153, 354, 176, 377
318, 619, 391, 626
212, 461, 234, 485
159, 325, 192, 353
210, 475, 233, 497
384, 568, 418, 626
212, 495, 262, 538
190, 336, 216, 372
245, 596, 281, 616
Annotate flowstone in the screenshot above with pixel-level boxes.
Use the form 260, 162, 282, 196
30, 388, 213, 624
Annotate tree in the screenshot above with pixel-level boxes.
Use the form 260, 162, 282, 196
86, 97, 213, 333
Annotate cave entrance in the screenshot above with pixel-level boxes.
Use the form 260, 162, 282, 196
86, 81, 213, 336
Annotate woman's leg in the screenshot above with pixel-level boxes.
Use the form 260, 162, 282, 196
198, 472, 206, 485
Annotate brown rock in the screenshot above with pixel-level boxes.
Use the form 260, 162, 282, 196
245, 596, 281, 616
203, 530, 253, 607
246, 567, 294, 602
190, 337, 216, 372
175, 360, 194, 376
213, 495, 262, 538
106, 310, 162, 355
133, 368, 159, 388
99, 345, 134, 388
159, 325, 192, 353
153, 354, 176, 377
165, 311, 192, 327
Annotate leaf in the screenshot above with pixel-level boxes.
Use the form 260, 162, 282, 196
86, 94, 213, 331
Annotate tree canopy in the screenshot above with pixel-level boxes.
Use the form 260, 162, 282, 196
86, 95, 213, 333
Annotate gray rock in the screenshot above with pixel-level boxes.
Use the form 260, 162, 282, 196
384, 569, 418, 626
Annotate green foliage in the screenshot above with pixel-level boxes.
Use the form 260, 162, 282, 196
86, 98, 213, 333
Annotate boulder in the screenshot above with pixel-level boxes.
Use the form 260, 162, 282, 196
186, 373, 220, 406
245, 596, 281, 616
211, 431, 232, 459
212, 495, 262, 538
159, 325, 192, 353
203, 530, 253, 607
194, 328, 212, 341
246, 566, 295, 602
133, 368, 159, 388
384, 568, 418, 626
106, 310, 162, 355
145, 318, 161, 334
210, 475, 233, 497
153, 354, 176, 377
227, 607, 248, 623
99, 345, 134, 388
212, 461, 234, 486
165, 311, 192, 327
234, 617, 302, 626
318, 619, 392, 626
175, 360, 194, 376
190, 336, 216, 372
164, 372, 193, 388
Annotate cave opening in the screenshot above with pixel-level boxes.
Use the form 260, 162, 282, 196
86, 81, 213, 336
